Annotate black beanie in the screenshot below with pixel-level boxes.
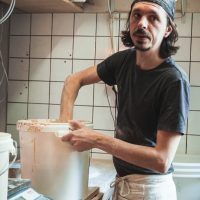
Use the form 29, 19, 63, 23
132, 0, 176, 20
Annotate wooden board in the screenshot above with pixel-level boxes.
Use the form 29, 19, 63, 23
85, 187, 104, 200
85, 187, 100, 200
0, 0, 83, 13
91, 192, 103, 200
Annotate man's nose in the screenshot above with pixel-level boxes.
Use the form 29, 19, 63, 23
137, 16, 148, 29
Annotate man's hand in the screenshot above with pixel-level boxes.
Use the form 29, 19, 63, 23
61, 120, 98, 152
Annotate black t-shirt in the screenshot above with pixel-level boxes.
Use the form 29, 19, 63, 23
97, 48, 190, 176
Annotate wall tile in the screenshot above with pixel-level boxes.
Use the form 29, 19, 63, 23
75, 85, 94, 106
73, 36, 95, 59
9, 36, 30, 58
97, 13, 119, 36
173, 37, 191, 61
51, 59, 72, 81
176, 62, 190, 77
49, 82, 63, 104
30, 36, 51, 58
192, 13, 200, 37
190, 62, 200, 86
9, 58, 29, 80
74, 13, 96, 36
30, 59, 50, 81
31, 14, 52, 35
73, 59, 94, 73
187, 135, 200, 154
119, 13, 128, 34
53, 13, 74, 35
191, 38, 200, 61
97, 13, 109, 36
28, 103, 48, 119
96, 36, 118, 59
51, 36, 73, 59
188, 111, 200, 135
6, 125, 19, 146
190, 87, 200, 110
74, 106, 93, 122
49, 104, 60, 119
93, 107, 115, 130
95, 59, 104, 65
175, 13, 192, 37
10, 14, 31, 35
176, 135, 186, 154
7, 103, 27, 124
118, 37, 129, 52
29, 81, 49, 103
8, 81, 28, 102
94, 84, 115, 107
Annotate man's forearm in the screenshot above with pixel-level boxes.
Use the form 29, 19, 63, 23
59, 66, 100, 122
93, 130, 180, 173
95, 134, 162, 172
59, 75, 81, 122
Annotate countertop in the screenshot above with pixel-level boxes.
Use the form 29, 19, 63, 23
9, 158, 116, 200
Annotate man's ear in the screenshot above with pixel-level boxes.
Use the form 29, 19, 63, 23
164, 25, 173, 38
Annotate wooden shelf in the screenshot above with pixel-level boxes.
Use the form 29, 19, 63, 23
0, 0, 83, 13
2, 0, 200, 15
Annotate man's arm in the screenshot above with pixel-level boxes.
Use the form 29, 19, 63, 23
102, 130, 181, 173
62, 121, 181, 173
59, 66, 101, 122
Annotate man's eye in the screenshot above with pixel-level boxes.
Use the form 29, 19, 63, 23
132, 13, 141, 20
149, 15, 157, 22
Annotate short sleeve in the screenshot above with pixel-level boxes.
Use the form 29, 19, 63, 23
97, 49, 132, 85
97, 58, 116, 86
157, 79, 190, 134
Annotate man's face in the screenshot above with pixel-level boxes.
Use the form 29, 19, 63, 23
129, 2, 170, 52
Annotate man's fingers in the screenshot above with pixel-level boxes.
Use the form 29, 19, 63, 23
68, 120, 85, 130
61, 133, 73, 142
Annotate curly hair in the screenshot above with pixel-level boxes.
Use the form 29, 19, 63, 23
121, 2, 179, 58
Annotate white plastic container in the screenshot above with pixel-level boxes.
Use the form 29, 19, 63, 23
17, 119, 92, 200
0, 133, 16, 200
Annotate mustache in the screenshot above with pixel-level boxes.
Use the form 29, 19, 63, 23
132, 28, 151, 40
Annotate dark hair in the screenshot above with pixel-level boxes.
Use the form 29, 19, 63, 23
121, 2, 179, 58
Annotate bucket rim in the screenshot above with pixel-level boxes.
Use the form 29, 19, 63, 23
17, 119, 92, 125
16, 119, 93, 133
0, 132, 11, 139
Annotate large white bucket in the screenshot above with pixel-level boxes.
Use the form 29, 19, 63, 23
17, 119, 92, 200
0, 133, 16, 200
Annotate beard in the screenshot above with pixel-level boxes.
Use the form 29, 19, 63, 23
131, 28, 152, 51
135, 44, 151, 51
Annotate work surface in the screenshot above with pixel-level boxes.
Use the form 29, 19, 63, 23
8, 158, 116, 200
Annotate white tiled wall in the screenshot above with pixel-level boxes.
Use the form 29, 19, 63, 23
7, 12, 200, 158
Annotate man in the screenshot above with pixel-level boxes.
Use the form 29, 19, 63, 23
60, 0, 190, 199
